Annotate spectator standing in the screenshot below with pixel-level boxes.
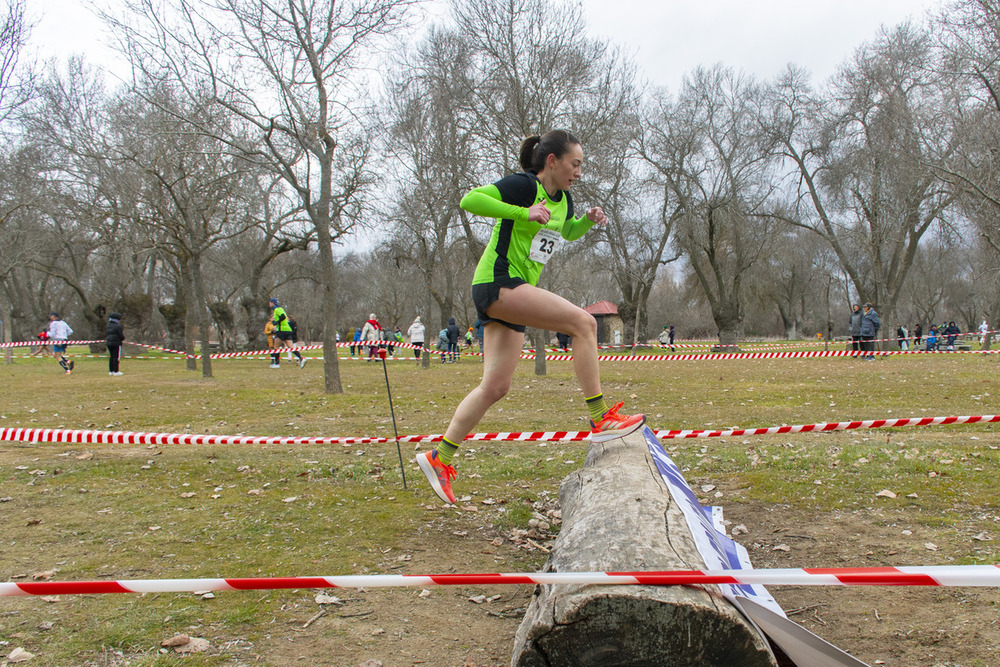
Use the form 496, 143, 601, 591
446, 317, 460, 363
265, 319, 279, 368
658, 324, 676, 351
474, 319, 485, 355
351, 327, 361, 357
658, 325, 670, 347
270, 298, 306, 368
979, 319, 989, 345
860, 303, 880, 360
390, 327, 403, 356
926, 326, 939, 351
913, 323, 923, 347
360, 314, 382, 361
407, 316, 425, 360
556, 331, 571, 350
106, 312, 125, 375
944, 321, 961, 350
896, 324, 909, 352
47, 312, 74, 375
849, 304, 863, 352
384, 326, 396, 357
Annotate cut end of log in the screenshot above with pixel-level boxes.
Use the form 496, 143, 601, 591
511, 428, 776, 666
513, 590, 776, 666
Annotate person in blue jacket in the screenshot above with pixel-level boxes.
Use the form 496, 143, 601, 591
925, 326, 939, 351
859, 303, 880, 360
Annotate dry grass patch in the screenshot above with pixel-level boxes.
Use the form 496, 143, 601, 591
1, 349, 998, 665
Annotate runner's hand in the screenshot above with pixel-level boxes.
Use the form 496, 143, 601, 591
586, 206, 608, 227
527, 200, 550, 224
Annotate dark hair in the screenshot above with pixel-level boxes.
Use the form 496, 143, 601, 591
519, 130, 580, 172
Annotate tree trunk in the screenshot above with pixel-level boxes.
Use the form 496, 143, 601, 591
512, 429, 776, 666
182, 268, 197, 372
532, 328, 547, 376
1, 302, 11, 365
191, 255, 213, 378
316, 203, 342, 394
244, 265, 270, 351
982, 289, 1000, 352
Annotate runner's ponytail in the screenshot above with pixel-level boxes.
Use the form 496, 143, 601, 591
519, 130, 580, 173
519, 135, 541, 171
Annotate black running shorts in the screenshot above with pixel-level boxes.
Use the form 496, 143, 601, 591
472, 279, 527, 333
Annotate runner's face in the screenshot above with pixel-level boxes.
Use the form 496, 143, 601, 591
547, 143, 583, 190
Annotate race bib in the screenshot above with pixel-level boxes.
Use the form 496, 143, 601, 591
528, 227, 561, 264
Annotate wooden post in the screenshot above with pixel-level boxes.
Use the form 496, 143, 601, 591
511, 430, 777, 666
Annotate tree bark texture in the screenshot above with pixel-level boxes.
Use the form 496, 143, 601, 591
512, 430, 776, 667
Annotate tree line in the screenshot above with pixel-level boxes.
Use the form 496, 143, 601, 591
0, 0, 998, 391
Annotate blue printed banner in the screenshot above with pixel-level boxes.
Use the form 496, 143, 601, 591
642, 426, 785, 616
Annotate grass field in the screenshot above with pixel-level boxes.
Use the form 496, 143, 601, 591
1, 345, 999, 666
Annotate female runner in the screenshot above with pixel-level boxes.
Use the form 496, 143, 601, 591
416, 130, 645, 504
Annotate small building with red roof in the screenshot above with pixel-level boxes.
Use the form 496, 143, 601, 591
583, 301, 624, 346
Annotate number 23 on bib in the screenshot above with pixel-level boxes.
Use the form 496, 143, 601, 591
528, 227, 562, 264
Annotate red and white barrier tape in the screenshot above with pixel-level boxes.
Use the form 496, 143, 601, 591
209, 344, 325, 359
15, 341, 992, 362
2, 414, 996, 447
125, 342, 189, 355
5, 565, 1000, 596
516, 349, 1000, 362
655, 414, 1000, 439
0, 340, 104, 348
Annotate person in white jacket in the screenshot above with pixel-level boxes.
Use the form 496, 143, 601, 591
407, 316, 426, 360
360, 314, 382, 361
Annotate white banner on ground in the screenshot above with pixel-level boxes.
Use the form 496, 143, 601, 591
641, 426, 868, 667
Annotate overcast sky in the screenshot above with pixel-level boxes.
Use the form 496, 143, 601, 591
29, 0, 942, 90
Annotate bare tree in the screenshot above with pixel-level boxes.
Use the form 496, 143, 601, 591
749, 227, 830, 339
0, 0, 34, 126
931, 0, 1000, 346
448, 0, 642, 367
765, 25, 954, 325
214, 175, 313, 351
107, 0, 418, 392
382, 26, 479, 330
0, 0, 34, 352
98, 86, 257, 374
646, 66, 782, 347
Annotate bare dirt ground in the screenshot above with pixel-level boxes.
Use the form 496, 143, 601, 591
248, 496, 1000, 667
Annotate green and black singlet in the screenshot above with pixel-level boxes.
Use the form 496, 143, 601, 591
461, 172, 596, 288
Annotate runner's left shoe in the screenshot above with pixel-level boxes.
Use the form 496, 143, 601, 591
589, 402, 645, 443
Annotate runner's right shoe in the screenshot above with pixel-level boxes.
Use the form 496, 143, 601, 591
416, 450, 457, 504
589, 402, 645, 443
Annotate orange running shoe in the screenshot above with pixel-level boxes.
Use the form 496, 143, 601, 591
416, 449, 457, 504
589, 402, 645, 443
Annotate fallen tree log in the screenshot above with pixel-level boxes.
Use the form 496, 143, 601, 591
511, 429, 777, 666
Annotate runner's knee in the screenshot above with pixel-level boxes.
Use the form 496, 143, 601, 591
568, 311, 597, 340
479, 378, 511, 404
